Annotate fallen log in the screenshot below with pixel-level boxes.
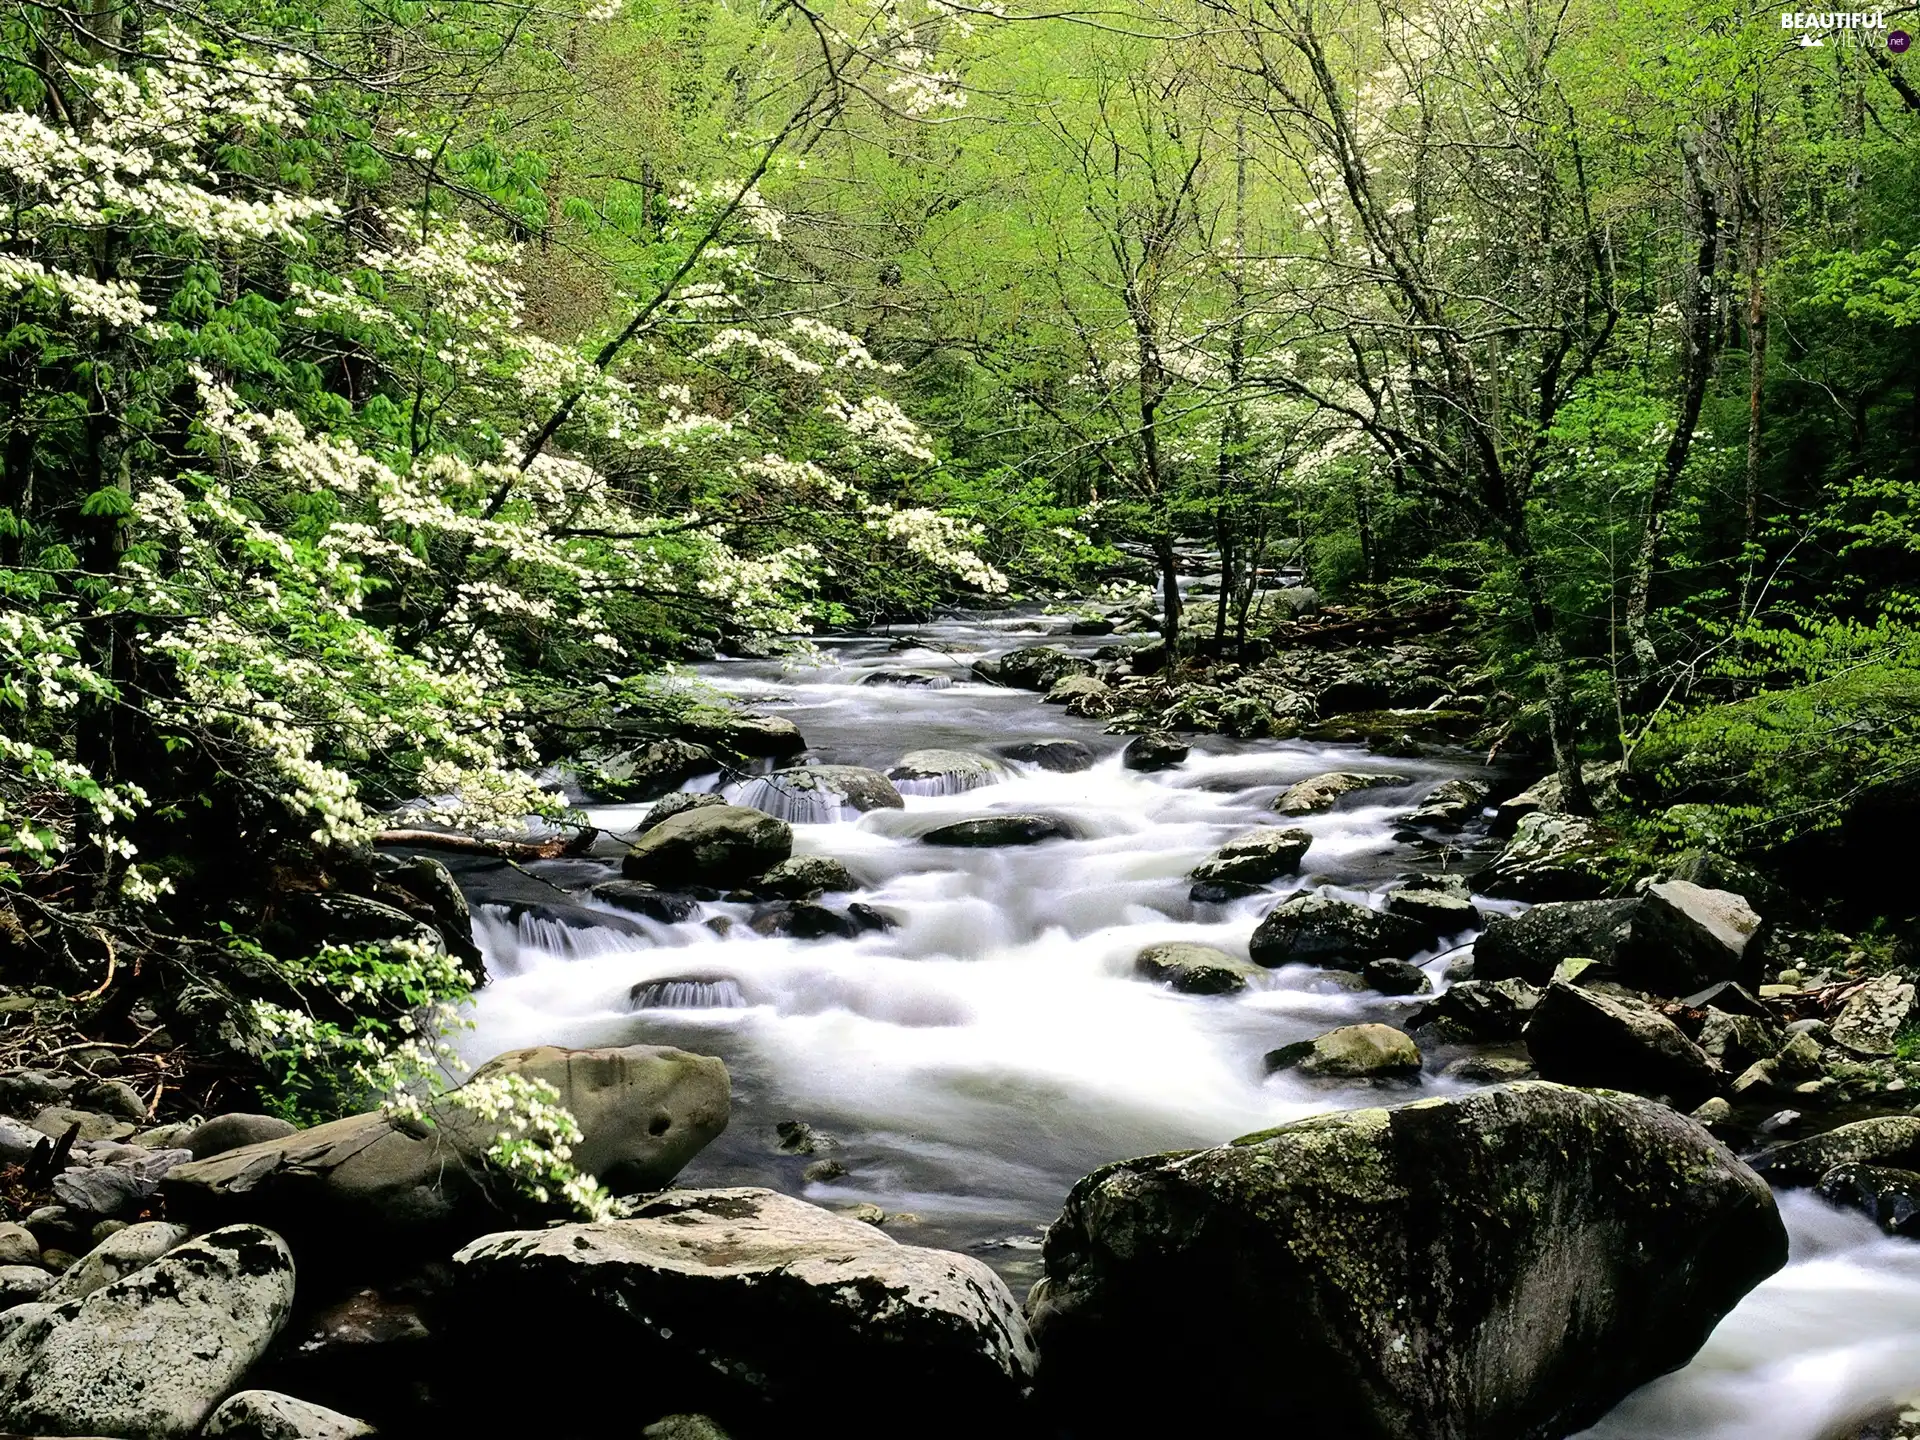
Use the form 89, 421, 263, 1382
374, 828, 597, 860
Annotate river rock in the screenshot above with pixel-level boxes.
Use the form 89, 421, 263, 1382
163, 1045, 729, 1257
1696, 1008, 1782, 1073
42, 1222, 191, 1304
746, 765, 904, 819
1265, 1023, 1421, 1079
0, 1224, 36, 1268
644, 1417, 731, 1440
1363, 958, 1432, 995
862, 668, 952, 688
1123, 732, 1188, 771
1134, 943, 1262, 996
188, 1114, 299, 1162
1473, 899, 1639, 985
1524, 981, 1721, 1105
1045, 673, 1109, 706
452, 1188, 1035, 1427
1273, 771, 1409, 816
1813, 1163, 1920, 1238
590, 880, 702, 922
622, 805, 792, 886
749, 855, 856, 900
0, 1267, 48, 1308
0, 1117, 47, 1165
992, 646, 1094, 692
582, 738, 715, 801
51, 1146, 193, 1215
997, 739, 1095, 772
1750, 1117, 1920, 1187
1493, 762, 1623, 834
1404, 778, 1491, 828
1621, 881, 1761, 996
0, 1225, 296, 1438
887, 749, 1005, 793
923, 815, 1072, 847
32, 1106, 133, 1144
1249, 893, 1431, 971
1829, 975, 1916, 1056
636, 791, 727, 834
1189, 827, 1312, 886
1475, 813, 1621, 900
681, 712, 806, 759
1382, 879, 1481, 934
1028, 1083, 1785, 1437
204, 1391, 373, 1439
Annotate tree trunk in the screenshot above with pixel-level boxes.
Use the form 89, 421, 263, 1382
1623, 139, 1720, 696
1155, 534, 1182, 670
1735, 230, 1768, 628
1507, 519, 1593, 815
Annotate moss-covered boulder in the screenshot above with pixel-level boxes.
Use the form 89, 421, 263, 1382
1265, 1023, 1422, 1079
623, 805, 792, 886
1027, 1083, 1786, 1438
1134, 943, 1262, 996
1190, 827, 1312, 886
1249, 892, 1432, 970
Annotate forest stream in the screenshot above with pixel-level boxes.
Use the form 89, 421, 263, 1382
462, 609, 1920, 1440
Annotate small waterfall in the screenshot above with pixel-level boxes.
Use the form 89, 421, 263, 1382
892, 772, 998, 797
725, 775, 864, 824
630, 977, 749, 1010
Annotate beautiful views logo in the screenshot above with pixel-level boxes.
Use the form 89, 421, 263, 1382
1778, 9, 1890, 45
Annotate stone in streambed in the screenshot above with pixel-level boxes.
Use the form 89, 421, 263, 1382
1272, 770, 1408, 816
1408, 979, 1542, 1043
751, 856, 858, 900
923, 815, 1073, 847
1524, 981, 1720, 1105
736, 765, 904, 819
1027, 1083, 1786, 1438
591, 880, 703, 923
1473, 899, 1638, 985
1813, 1163, 1920, 1239
1382, 876, 1481, 933
187, 1113, 298, 1162
1265, 1023, 1421, 1079
1190, 827, 1312, 886
887, 749, 1005, 793
0, 1224, 37, 1269
203, 1390, 375, 1439
1363, 957, 1431, 996
0, 1224, 296, 1438
990, 646, 1095, 692
1123, 732, 1188, 771
1404, 778, 1491, 828
0, 1267, 49, 1308
1249, 892, 1431, 971
996, 739, 1095, 773
635, 791, 727, 835
622, 805, 792, 887
1134, 943, 1262, 996
451, 1188, 1034, 1427
1750, 1117, 1920, 1187
1474, 813, 1622, 901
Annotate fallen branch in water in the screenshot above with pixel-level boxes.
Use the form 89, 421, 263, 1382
373, 829, 597, 860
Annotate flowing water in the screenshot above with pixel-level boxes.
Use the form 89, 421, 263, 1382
460, 605, 1920, 1439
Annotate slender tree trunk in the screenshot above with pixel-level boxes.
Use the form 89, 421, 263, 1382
1736, 227, 1768, 628
1624, 139, 1721, 695
1154, 533, 1182, 667
0, 354, 31, 568
1506, 515, 1593, 814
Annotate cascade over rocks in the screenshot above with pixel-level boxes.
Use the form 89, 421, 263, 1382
0, 1225, 297, 1439
622, 806, 792, 887
1249, 892, 1432, 970
887, 749, 1006, 793
162, 1045, 729, 1260
1028, 1083, 1785, 1439
735, 765, 904, 819
1523, 981, 1721, 1105
451, 1188, 1036, 1430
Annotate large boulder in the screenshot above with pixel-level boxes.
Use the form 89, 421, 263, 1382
1473, 899, 1639, 985
1265, 1023, 1421, 1079
679, 712, 806, 759
451, 1188, 1035, 1428
1028, 1084, 1785, 1438
622, 805, 791, 886
580, 738, 716, 801
42, 1221, 190, 1304
1620, 881, 1761, 996
1190, 828, 1312, 886
1134, 943, 1262, 996
1523, 981, 1721, 1105
752, 856, 858, 900
1381, 876, 1481, 934
163, 1045, 729, 1261
1249, 893, 1432, 971
1750, 1116, 1920, 1187
734, 765, 903, 821
1273, 771, 1409, 816
0, 1225, 296, 1438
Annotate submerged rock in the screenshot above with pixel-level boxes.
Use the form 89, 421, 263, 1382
0, 1225, 297, 1438
622, 805, 792, 887
923, 815, 1073, 847
1524, 981, 1721, 1105
1122, 732, 1188, 771
1189, 827, 1312, 886
1134, 943, 1262, 996
452, 1188, 1035, 1427
1272, 770, 1408, 816
1249, 893, 1431, 971
1027, 1083, 1786, 1438
1813, 1163, 1920, 1238
996, 739, 1095, 773
1265, 1023, 1422, 1079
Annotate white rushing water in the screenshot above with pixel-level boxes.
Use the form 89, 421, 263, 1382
462, 606, 1920, 1438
